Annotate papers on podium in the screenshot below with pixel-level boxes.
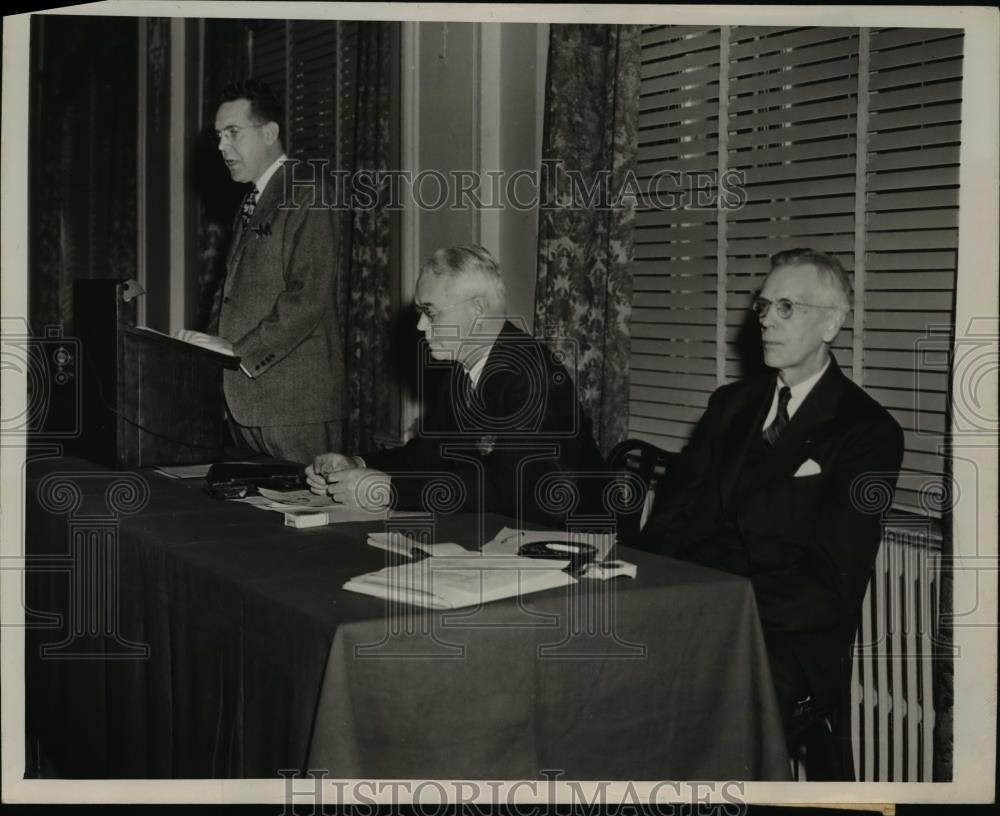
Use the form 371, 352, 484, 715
343, 553, 576, 610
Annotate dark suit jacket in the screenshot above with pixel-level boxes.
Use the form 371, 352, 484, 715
364, 322, 606, 526
217, 162, 345, 428
638, 356, 903, 706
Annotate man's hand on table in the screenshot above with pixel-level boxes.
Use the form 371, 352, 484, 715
306, 453, 392, 511
306, 452, 362, 486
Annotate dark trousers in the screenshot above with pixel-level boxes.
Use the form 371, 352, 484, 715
766, 634, 854, 781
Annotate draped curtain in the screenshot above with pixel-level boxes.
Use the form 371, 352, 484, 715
29, 15, 138, 334
198, 19, 250, 333
343, 22, 393, 452
534, 25, 641, 457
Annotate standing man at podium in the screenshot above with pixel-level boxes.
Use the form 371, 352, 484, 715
179, 79, 345, 464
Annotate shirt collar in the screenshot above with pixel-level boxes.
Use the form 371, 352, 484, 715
778, 356, 831, 403
254, 154, 287, 196
464, 341, 495, 389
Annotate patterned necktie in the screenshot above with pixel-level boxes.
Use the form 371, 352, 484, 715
763, 385, 791, 446
240, 186, 258, 227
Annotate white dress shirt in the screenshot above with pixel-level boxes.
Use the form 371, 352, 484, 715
761, 357, 831, 430
465, 345, 492, 390
254, 153, 287, 197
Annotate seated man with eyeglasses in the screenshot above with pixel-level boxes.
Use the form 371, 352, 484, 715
305, 243, 606, 526
636, 247, 903, 779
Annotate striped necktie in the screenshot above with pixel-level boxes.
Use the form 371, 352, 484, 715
240, 186, 259, 227
763, 385, 791, 446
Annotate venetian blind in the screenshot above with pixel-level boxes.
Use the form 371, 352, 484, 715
251, 21, 287, 125
863, 28, 962, 515
632, 27, 723, 449
632, 26, 963, 516
250, 20, 359, 167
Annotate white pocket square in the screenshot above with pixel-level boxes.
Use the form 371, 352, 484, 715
794, 458, 822, 477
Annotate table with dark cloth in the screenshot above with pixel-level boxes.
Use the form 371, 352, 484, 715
24, 456, 791, 780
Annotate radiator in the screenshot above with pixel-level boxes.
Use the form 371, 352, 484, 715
851, 522, 942, 781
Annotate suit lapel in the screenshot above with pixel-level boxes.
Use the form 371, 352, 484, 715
224, 164, 286, 291
734, 357, 848, 502
225, 199, 249, 272
465, 322, 526, 431
468, 321, 515, 400
246, 166, 283, 232
719, 376, 774, 510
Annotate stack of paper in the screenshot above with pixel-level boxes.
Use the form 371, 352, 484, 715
256, 488, 342, 510
343, 554, 575, 610
284, 505, 392, 528
231, 489, 429, 527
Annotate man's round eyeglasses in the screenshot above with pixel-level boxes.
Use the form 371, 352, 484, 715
414, 297, 477, 323
752, 296, 841, 320
214, 124, 264, 144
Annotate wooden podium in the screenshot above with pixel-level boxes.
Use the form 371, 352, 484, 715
74, 279, 240, 468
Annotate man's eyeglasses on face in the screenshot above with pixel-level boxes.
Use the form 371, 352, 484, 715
214, 124, 264, 144
752, 296, 841, 320
414, 297, 477, 323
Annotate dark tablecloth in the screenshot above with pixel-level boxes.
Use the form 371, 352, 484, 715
24, 456, 791, 780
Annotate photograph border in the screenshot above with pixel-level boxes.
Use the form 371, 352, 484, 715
2, 0, 997, 807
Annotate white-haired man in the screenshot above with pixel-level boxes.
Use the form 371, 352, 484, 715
638, 248, 904, 780
306, 244, 606, 526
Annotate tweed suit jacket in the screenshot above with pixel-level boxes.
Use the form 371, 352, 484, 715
217, 162, 345, 427
638, 356, 904, 706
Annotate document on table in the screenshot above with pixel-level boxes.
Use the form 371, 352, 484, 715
240, 489, 431, 526
343, 554, 575, 610
482, 526, 616, 560
367, 532, 469, 558
257, 488, 335, 508
244, 488, 381, 522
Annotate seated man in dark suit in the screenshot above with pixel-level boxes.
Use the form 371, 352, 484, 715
305, 244, 606, 526
637, 248, 903, 778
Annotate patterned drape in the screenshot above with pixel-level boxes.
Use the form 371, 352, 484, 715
198, 19, 250, 333
344, 22, 393, 452
534, 24, 641, 457
29, 15, 138, 334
